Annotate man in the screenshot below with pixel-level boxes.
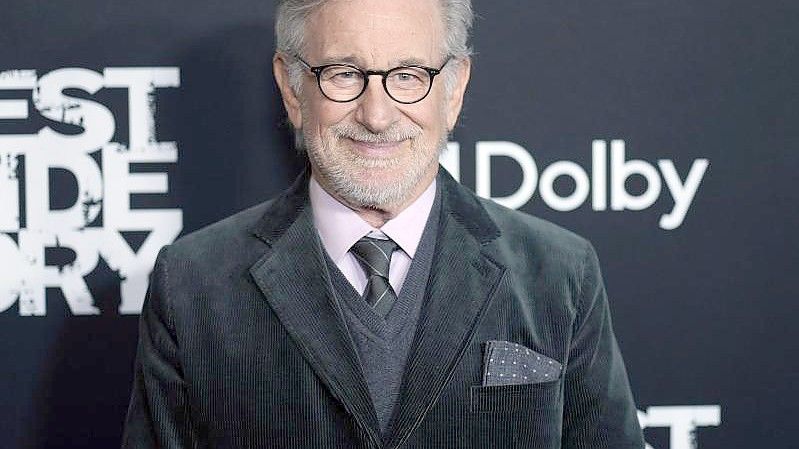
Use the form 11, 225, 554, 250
122, 0, 645, 447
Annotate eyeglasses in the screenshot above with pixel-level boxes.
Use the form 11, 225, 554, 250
295, 55, 451, 104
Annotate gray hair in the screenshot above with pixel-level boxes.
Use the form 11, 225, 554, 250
275, 0, 474, 96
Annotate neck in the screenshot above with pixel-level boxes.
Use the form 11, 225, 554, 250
312, 171, 436, 228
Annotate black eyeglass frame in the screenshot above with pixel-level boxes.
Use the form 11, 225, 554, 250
294, 55, 451, 104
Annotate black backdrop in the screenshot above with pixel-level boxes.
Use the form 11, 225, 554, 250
1, 1, 797, 448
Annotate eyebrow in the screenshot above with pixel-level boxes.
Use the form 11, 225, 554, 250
316, 55, 432, 68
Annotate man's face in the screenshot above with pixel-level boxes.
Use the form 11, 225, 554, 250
275, 0, 470, 210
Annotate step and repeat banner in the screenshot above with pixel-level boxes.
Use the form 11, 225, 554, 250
1, 1, 796, 448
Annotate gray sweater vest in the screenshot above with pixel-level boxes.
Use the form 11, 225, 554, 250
322, 188, 441, 437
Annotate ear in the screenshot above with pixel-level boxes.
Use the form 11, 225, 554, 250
445, 57, 471, 131
273, 52, 303, 129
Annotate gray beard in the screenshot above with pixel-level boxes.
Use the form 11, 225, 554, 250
304, 124, 446, 210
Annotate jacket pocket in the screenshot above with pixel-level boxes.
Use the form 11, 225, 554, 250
468, 380, 564, 448
470, 379, 561, 414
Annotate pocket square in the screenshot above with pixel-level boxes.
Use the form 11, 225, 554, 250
482, 340, 563, 386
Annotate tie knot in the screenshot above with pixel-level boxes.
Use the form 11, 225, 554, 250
350, 236, 399, 279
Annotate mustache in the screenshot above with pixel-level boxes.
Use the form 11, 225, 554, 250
332, 122, 422, 144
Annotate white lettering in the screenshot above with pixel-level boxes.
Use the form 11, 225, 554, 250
456, 139, 708, 229
658, 159, 710, 230
539, 161, 590, 212
104, 67, 180, 151
592, 139, 608, 211
475, 141, 538, 209
0, 67, 183, 316
440, 142, 461, 182
639, 405, 721, 449
610, 139, 662, 211
33, 68, 115, 153
24, 149, 104, 232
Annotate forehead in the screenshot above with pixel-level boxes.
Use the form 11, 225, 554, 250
305, 0, 444, 67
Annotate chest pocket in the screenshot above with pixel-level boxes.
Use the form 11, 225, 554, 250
470, 378, 561, 413
468, 380, 564, 449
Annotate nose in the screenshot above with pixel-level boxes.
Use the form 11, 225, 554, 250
353, 76, 400, 133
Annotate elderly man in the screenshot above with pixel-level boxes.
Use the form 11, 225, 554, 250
122, 0, 645, 448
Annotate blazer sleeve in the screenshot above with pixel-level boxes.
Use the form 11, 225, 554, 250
121, 246, 196, 449
561, 242, 645, 449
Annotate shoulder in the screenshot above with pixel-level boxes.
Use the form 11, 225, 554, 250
476, 198, 602, 324
479, 197, 593, 270
436, 168, 595, 278
161, 199, 275, 266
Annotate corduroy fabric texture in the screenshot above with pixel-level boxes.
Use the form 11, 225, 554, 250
121, 167, 645, 449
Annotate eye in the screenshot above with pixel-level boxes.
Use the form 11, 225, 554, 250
321, 66, 364, 85
393, 71, 423, 82
333, 71, 359, 80
387, 68, 428, 91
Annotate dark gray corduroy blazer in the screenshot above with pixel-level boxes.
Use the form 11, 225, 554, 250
121, 167, 645, 449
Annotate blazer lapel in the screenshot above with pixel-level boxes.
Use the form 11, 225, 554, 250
248, 171, 381, 446
384, 170, 507, 449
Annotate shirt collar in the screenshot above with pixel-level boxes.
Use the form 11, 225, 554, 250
309, 176, 437, 263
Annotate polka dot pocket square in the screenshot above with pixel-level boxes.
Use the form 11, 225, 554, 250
482, 340, 563, 386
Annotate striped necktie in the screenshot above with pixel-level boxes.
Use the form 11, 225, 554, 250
350, 236, 400, 317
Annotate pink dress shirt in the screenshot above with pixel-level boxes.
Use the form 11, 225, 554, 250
309, 176, 437, 296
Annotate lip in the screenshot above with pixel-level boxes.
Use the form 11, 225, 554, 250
346, 138, 404, 157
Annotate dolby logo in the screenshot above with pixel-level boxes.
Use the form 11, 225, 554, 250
441, 139, 709, 230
